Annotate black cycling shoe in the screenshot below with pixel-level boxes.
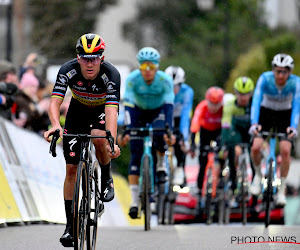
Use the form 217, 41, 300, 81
100, 177, 114, 202
60, 225, 73, 247
157, 170, 168, 184
129, 206, 138, 219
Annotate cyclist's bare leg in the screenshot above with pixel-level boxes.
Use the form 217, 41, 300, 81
91, 129, 115, 202
279, 140, 292, 178
234, 145, 242, 167
250, 137, 264, 195
250, 137, 264, 169
277, 140, 292, 204
91, 129, 110, 165
64, 164, 77, 199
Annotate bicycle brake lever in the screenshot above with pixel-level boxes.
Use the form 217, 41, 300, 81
49, 129, 60, 157
106, 130, 115, 155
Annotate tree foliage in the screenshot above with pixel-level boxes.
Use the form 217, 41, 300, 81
28, 0, 118, 59
123, 0, 270, 103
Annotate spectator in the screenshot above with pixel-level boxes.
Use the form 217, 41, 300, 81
13, 71, 49, 134
20, 52, 39, 79
0, 60, 19, 120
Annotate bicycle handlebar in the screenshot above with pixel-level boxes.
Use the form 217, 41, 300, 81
49, 129, 115, 157
121, 123, 172, 141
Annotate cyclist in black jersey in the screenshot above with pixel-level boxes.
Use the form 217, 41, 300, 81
44, 33, 121, 247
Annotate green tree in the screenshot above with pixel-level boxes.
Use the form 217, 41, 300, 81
28, 0, 118, 59
124, 0, 270, 104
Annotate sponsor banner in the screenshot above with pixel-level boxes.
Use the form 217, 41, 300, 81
0, 162, 21, 223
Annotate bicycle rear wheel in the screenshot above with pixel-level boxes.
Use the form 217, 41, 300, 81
86, 160, 101, 250
73, 161, 88, 250
141, 155, 151, 231
265, 159, 274, 227
240, 159, 247, 225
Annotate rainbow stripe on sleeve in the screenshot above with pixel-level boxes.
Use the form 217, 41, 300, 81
51, 92, 65, 100
105, 101, 119, 108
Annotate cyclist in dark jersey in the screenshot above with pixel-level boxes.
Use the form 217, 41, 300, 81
44, 33, 121, 247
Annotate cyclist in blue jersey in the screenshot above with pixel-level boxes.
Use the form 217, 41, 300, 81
117, 47, 176, 219
165, 66, 194, 186
44, 33, 121, 247
249, 53, 300, 207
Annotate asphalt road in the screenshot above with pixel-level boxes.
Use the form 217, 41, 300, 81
1, 223, 300, 250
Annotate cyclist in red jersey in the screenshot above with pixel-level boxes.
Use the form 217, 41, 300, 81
44, 33, 121, 247
190, 86, 224, 196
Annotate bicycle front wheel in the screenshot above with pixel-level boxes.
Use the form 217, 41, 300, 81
141, 155, 151, 231
86, 160, 101, 250
240, 159, 247, 225
205, 168, 213, 225
265, 159, 274, 227
73, 161, 88, 250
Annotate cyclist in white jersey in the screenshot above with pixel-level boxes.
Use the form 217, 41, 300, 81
249, 53, 300, 206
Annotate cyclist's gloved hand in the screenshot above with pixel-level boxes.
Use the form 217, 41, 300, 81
117, 134, 130, 147
218, 146, 228, 160
163, 133, 176, 146
248, 124, 261, 136
287, 127, 298, 139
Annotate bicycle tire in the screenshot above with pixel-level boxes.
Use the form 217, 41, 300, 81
165, 185, 176, 225
86, 161, 100, 250
165, 150, 175, 225
157, 183, 165, 225
142, 156, 151, 231
205, 168, 213, 225
218, 189, 225, 224
240, 159, 247, 225
265, 158, 274, 227
73, 161, 88, 250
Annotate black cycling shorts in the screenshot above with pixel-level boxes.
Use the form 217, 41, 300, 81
259, 106, 291, 140
63, 98, 106, 164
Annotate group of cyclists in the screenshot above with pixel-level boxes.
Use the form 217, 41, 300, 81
43, 32, 300, 247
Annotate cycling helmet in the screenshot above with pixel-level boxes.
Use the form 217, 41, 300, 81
136, 47, 160, 65
271, 53, 294, 70
76, 33, 105, 58
205, 86, 224, 104
165, 66, 185, 85
233, 76, 254, 94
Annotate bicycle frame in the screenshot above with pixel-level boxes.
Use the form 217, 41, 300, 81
261, 135, 278, 195
202, 142, 220, 200
139, 127, 155, 194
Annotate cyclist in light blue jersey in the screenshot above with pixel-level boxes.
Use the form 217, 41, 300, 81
249, 53, 300, 206
165, 66, 194, 186
117, 47, 176, 219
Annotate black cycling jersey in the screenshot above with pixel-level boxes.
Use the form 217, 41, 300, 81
52, 58, 121, 108
51, 58, 120, 165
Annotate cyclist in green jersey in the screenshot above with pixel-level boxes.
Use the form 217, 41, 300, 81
220, 76, 254, 207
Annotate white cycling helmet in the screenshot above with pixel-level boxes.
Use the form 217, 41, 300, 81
165, 66, 185, 86
271, 53, 294, 70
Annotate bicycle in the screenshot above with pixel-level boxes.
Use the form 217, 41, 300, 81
257, 131, 287, 227
123, 124, 171, 231
200, 140, 221, 225
235, 143, 252, 225
49, 129, 115, 249
217, 159, 232, 225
